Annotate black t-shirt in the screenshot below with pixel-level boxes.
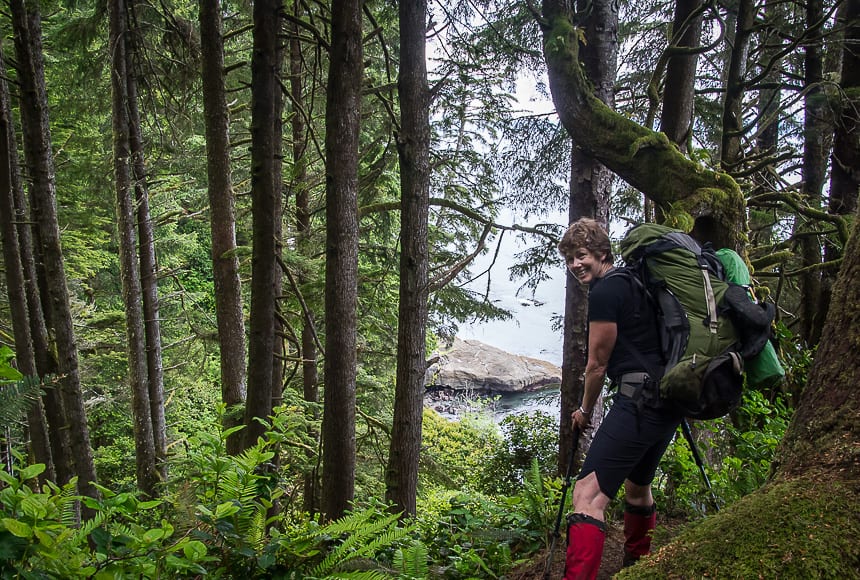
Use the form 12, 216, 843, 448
588, 270, 663, 381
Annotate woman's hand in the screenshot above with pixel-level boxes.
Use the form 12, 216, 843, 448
572, 406, 592, 431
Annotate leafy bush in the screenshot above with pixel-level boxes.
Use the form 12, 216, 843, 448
415, 460, 556, 579
420, 408, 501, 492
655, 389, 792, 517
479, 411, 558, 495
0, 418, 412, 579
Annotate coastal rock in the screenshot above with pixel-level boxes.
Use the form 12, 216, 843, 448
426, 338, 561, 393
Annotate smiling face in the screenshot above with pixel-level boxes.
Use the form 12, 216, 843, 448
565, 247, 608, 284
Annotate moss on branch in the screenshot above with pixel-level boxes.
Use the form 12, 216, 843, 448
541, 13, 746, 245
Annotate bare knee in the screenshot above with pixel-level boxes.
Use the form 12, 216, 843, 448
572, 472, 611, 521
624, 479, 653, 507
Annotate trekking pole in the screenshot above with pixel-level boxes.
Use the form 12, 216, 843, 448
680, 418, 720, 512
543, 426, 581, 580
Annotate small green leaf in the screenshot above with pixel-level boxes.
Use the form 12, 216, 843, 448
143, 528, 166, 542
2, 518, 33, 538
34, 528, 55, 547
20, 495, 48, 519
214, 502, 240, 519
137, 500, 162, 510
18, 464, 46, 481
183, 539, 207, 561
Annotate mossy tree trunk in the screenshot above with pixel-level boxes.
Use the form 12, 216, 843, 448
558, 0, 616, 477
539, 0, 746, 250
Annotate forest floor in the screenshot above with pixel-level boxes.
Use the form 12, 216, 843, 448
506, 514, 688, 579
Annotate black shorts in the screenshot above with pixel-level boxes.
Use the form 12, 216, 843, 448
578, 395, 684, 498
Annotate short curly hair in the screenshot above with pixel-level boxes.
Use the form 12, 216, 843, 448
558, 218, 613, 264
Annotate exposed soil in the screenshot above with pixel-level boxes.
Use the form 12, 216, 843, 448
506, 515, 687, 580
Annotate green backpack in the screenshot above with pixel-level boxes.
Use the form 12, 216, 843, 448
612, 223, 774, 419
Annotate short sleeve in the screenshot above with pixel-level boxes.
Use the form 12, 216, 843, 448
588, 275, 629, 323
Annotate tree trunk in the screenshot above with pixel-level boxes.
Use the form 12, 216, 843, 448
243, 0, 281, 451
0, 68, 53, 484
126, 0, 167, 481
289, 5, 320, 514
5, 75, 70, 486
539, 0, 745, 246
720, 0, 756, 170
819, 0, 859, 337
109, 0, 158, 498
749, 0, 785, 249
10, 0, 99, 508
559, 0, 616, 476
199, 0, 247, 455
385, 0, 430, 517
798, 0, 830, 345
271, 37, 286, 412
321, 0, 362, 520
660, 0, 703, 152
827, 0, 860, 217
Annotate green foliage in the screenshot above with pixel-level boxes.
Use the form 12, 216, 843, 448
420, 408, 501, 492
0, 374, 42, 428
415, 480, 551, 579
393, 540, 430, 579
656, 389, 792, 517
772, 321, 814, 401
479, 411, 558, 495
0, 418, 412, 579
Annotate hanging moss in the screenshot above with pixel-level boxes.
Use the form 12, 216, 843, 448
617, 478, 860, 579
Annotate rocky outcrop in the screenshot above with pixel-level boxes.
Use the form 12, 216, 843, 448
426, 338, 561, 393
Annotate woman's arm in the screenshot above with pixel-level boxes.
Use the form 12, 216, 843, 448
574, 320, 617, 428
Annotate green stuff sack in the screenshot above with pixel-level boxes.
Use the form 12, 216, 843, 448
715, 248, 785, 389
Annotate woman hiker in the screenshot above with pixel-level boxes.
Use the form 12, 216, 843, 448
557, 218, 684, 579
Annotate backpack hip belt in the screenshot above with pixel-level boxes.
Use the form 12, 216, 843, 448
616, 372, 650, 398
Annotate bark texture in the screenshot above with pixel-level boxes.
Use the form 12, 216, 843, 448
385, 0, 430, 517
322, 0, 362, 520
11, 0, 98, 505
126, 0, 167, 480
243, 0, 281, 450
199, 0, 247, 455
660, 0, 703, 152
559, 0, 616, 476
109, 0, 158, 497
0, 70, 52, 483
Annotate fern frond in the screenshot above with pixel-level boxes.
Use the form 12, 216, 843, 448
71, 511, 107, 545
393, 540, 429, 579
247, 503, 267, 553
0, 375, 43, 425
311, 511, 404, 577
316, 508, 378, 537
324, 571, 392, 579
58, 479, 81, 527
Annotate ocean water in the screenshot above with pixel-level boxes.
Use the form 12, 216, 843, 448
445, 211, 567, 421
456, 218, 567, 367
